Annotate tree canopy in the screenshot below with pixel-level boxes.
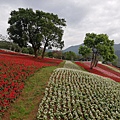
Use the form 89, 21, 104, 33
79, 33, 117, 69
7, 8, 66, 58
79, 45, 92, 60
63, 51, 77, 61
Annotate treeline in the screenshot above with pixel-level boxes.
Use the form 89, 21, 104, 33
0, 41, 79, 60
0, 41, 34, 54
47, 51, 80, 60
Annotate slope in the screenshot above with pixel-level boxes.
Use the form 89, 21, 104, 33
37, 61, 120, 120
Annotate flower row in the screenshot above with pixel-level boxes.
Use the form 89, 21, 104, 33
63, 61, 81, 70
0, 50, 62, 115
37, 61, 120, 120
101, 64, 120, 74
75, 61, 120, 82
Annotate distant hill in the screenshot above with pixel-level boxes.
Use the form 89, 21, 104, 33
114, 44, 120, 66
115, 50, 120, 58
63, 44, 83, 54
63, 43, 120, 57
114, 44, 120, 51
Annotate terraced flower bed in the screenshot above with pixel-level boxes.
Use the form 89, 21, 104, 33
63, 61, 81, 70
37, 61, 120, 120
0, 50, 62, 116
75, 61, 120, 82
102, 64, 120, 74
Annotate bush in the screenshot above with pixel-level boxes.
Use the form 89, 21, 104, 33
22, 47, 29, 54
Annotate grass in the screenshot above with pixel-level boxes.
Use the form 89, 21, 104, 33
2, 61, 65, 120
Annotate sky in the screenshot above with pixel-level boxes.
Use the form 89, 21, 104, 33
0, 0, 120, 49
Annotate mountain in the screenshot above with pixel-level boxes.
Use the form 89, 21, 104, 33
115, 50, 120, 58
114, 44, 120, 51
63, 43, 120, 58
63, 44, 83, 54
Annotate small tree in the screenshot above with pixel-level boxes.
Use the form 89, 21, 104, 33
79, 33, 117, 69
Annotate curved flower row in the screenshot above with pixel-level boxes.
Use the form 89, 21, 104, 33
75, 61, 120, 82
102, 64, 120, 74
37, 61, 120, 120
96, 63, 120, 77
83, 62, 120, 79
0, 50, 62, 115
63, 61, 81, 70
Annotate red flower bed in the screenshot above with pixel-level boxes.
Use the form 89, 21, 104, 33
75, 61, 120, 82
97, 63, 120, 77
0, 50, 62, 115
107, 64, 120, 70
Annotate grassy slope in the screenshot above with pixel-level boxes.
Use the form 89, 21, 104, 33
1, 60, 119, 120
1, 61, 65, 120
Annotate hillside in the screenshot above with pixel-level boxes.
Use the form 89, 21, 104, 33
37, 61, 120, 120
114, 44, 120, 51
115, 50, 120, 58
63, 44, 83, 54
63, 44, 120, 56
1, 50, 120, 119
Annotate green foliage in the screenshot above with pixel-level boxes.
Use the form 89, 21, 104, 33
22, 47, 29, 54
27, 46, 34, 54
7, 8, 66, 58
80, 33, 117, 69
0, 41, 21, 52
112, 57, 120, 67
47, 51, 53, 58
7, 8, 42, 57
39, 11, 66, 58
0, 41, 8, 49
79, 45, 92, 59
63, 51, 77, 61
0, 41, 11, 50
47, 51, 62, 59
0, 40, 35, 54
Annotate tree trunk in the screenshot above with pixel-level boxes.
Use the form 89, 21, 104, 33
94, 59, 98, 67
93, 53, 97, 67
90, 60, 94, 69
90, 53, 95, 69
34, 48, 38, 58
90, 53, 98, 69
94, 53, 98, 67
41, 42, 47, 59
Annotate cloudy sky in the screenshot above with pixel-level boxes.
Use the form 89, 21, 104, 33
0, 0, 120, 49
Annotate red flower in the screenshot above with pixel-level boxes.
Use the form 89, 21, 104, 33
0, 49, 63, 114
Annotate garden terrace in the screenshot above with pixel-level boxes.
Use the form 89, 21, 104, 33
0, 50, 63, 116
37, 61, 120, 120
75, 61, 120, 82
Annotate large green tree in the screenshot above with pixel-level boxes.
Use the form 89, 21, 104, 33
39, 11, 66, 58
7, 8, 66, 58
79, 45, 92, 60
79, 33, 117, 69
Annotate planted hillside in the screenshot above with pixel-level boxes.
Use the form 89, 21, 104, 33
37, 61, 120, 120
0, 50, 63, 117
75, 61, 120, 82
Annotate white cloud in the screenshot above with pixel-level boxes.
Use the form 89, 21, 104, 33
0, 0, 120, 49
